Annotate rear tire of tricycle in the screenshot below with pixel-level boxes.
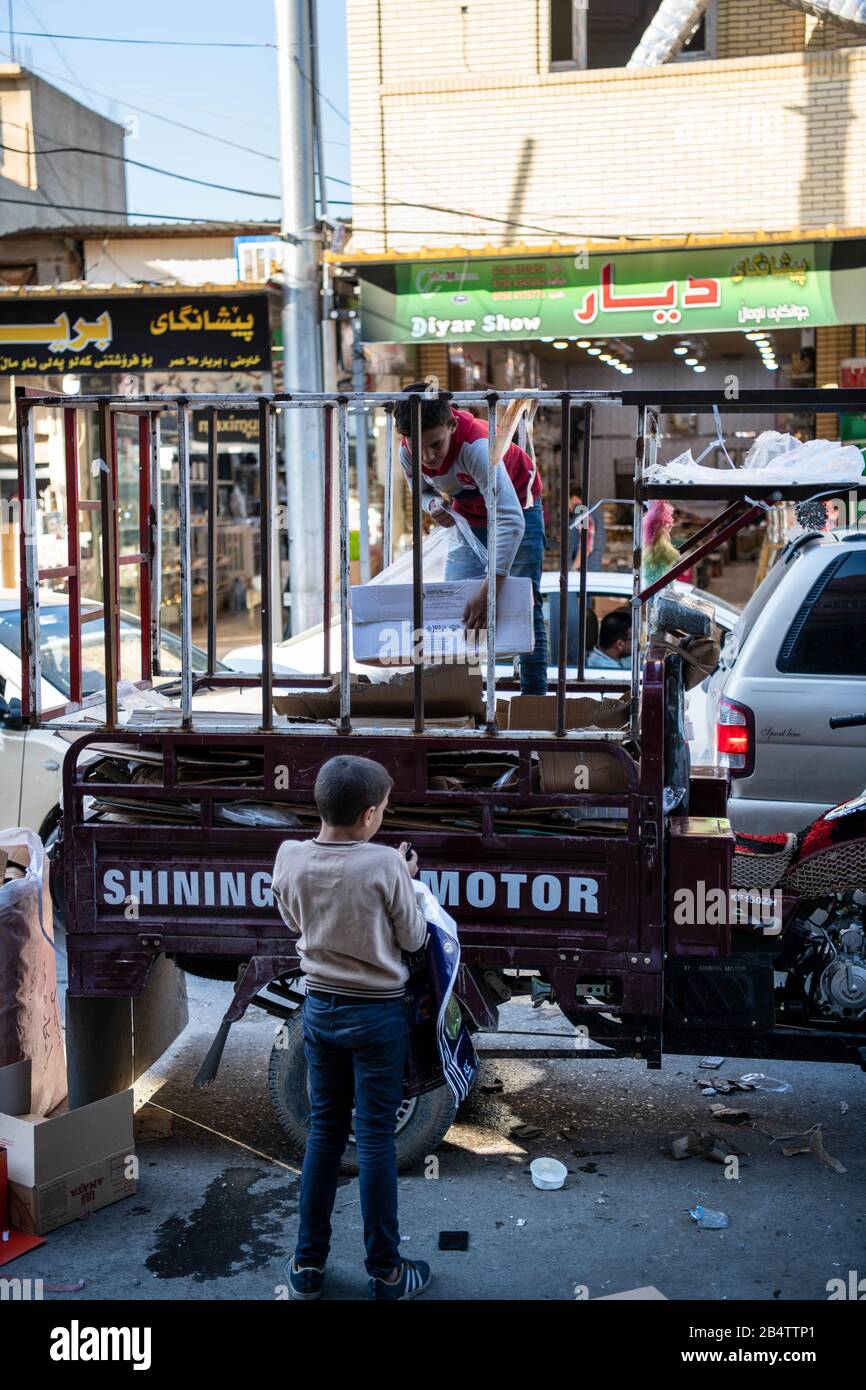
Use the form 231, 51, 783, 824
267, 1005, 458, 1175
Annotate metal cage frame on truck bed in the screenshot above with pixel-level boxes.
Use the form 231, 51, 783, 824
15, 385, 866, 1071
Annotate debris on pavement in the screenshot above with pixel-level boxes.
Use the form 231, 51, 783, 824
840, 1101, 849, 1115
671, 1130, 742, 1163
42, 1280, 86, 1293
690, 1205, 729, 1229
699, 1057, 726, 1069
480, 1078, 504, 1094
594, 1285, 669, 1300
809, 1128, 847, 1174
738, 1073, 792, 1094
134, 1106, 174, 1142
530, 1157, 567, 1189
709, 1103, 752, 1125
438, 1231, 469, 1250
509, 1123, 544, 1141
780, 1126, 846, 1172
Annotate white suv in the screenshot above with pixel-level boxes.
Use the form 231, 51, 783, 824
705, 532, 866, 833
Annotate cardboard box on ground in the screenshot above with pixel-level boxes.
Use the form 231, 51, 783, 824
0, 1058, 136, 1235
496, 694, 635, 793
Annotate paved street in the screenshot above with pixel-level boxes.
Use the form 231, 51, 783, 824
12, 972, 864, 1303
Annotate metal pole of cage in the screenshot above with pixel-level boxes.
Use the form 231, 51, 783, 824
383, 402, 395, 570
149, 411, 162, 677
64, 407, 82, 707
259, 398, 275, 732
577, 404, 592, 683
410, 394, 425, 734
177, 399, 193, 729
631, 405, 649, 739
556, 394, 571, 738
486, 393, 499, 731
16, 397, 39, 724
338, 397, 352, 730
138, 414, 153, 685
322, 404, 334, 680
97, 400, 119, 729
206, 407, 218, 675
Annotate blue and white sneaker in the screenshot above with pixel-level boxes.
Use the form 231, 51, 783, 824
287, 1255, 326, 1300
368, 1258, 432, 1301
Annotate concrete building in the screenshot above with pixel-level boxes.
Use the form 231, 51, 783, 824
338, 0, 866, 548
0, 65, 127, 236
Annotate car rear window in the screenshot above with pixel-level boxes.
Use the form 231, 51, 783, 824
777, 550, 866, 675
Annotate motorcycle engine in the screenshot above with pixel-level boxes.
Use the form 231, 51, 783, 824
784, 893, 866, 1025
818, 922, 866, 1020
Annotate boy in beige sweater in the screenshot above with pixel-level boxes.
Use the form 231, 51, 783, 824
272, 754, 432, 1301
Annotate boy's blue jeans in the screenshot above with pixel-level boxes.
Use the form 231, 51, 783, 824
444, 497, 548, 695
295, 993, 406, 1278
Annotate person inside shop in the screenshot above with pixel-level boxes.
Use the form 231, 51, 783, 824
393, 385, 547, 695
586, 607, 632, 670
569, 493, 595, 569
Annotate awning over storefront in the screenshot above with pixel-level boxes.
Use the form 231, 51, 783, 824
0, 288, 272, 375
350, 236, 866, 346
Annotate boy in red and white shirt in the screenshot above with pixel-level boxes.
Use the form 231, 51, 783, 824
394, 388, 547, 694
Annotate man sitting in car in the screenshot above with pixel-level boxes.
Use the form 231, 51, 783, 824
586, 608, 632, 670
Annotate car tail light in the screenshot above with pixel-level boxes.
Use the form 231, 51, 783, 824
716, 696, 755, 777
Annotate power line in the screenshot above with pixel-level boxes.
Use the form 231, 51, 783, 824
21, 1, 276, 135
0, 139, 280, 201
0, 48, 281, 163
11, 30, 274, 49
0, 195, 281, 226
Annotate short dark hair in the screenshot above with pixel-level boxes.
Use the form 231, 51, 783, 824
599, 608, 632, 649
314, 755, 393, 826
393, 383, 455, 437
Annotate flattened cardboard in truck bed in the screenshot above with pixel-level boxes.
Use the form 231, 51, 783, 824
498, 693, 634, 794
274, 663, 484, 720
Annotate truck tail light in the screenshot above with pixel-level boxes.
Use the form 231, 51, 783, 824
716, 696, 755, 777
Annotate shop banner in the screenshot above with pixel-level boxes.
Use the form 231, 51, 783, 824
359, 240, 866, 344
0, 293, 272, 376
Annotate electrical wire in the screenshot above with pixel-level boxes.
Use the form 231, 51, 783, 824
10, 30, 275, 49
21, 0, 277, 135
0, 138, 279, 201
0, 195, 278, 224
0, 47, 281, 164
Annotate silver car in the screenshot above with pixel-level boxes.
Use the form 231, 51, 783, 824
706, 531, 866, 833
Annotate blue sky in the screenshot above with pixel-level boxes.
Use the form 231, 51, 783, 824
1, 0, 351, 223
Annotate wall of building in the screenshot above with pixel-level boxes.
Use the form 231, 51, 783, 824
0, 67, 126, 234
83, 235, 240, 286
346, 0, 866, 253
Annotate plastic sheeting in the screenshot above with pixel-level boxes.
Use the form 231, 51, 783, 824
646, 431, 866, 488
0, 828, 66, 1115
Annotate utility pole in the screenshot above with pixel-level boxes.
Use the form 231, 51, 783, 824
7, 1, 14, 60
275, 0, 324, 636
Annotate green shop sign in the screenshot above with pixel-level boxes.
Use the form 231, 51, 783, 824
359, 240, 866, 344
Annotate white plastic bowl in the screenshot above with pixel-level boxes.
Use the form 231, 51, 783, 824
530, 1157, 568, 1190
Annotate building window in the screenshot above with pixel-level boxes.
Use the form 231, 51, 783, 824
551, 1, 714, 72
550, 0, 587, 69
